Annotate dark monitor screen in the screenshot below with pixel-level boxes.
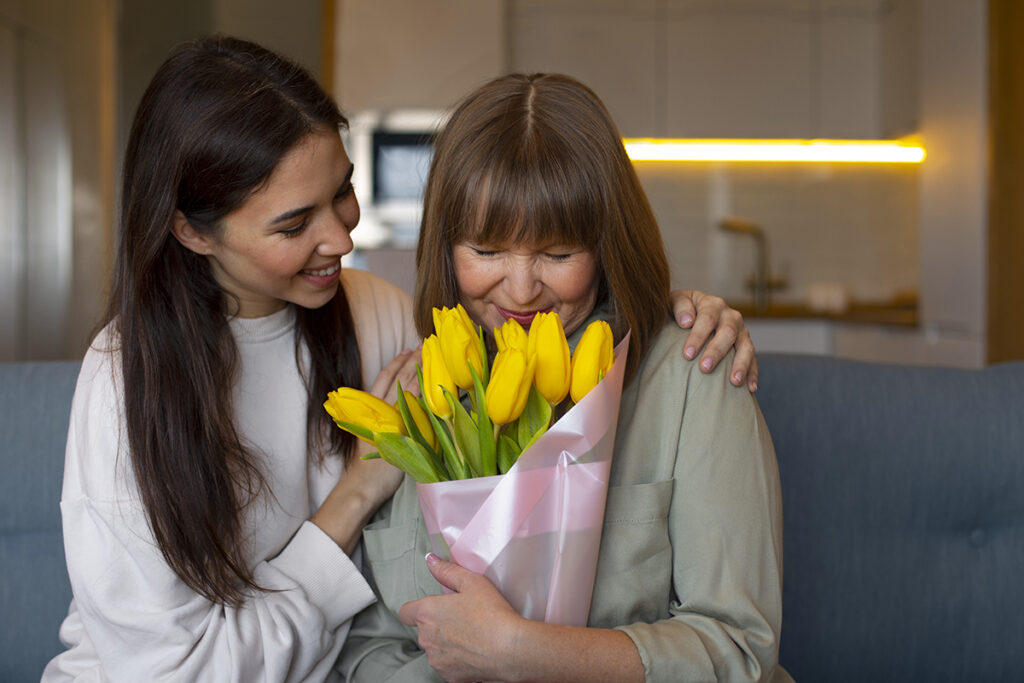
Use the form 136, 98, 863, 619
372, 131, 435, 202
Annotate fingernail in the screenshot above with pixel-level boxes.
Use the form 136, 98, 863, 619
733, 371, 744, 385
425, 552, 440, 565
679, 313, 694, 326
749, 379, 758, 392
684, 346, 696, 360
701, 357, 713, 372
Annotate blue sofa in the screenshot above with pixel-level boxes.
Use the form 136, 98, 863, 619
2, 355, 1022, 681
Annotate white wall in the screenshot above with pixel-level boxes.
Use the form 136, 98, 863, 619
834, 0, 988, 367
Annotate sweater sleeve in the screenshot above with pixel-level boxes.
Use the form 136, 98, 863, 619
56, 340, 375, 683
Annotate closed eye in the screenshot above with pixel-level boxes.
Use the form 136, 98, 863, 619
278, 221, 307, 238
335, 183, 354, 201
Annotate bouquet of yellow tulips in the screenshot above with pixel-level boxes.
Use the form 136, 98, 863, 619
324, 305, 615, 484
325, 305, 627, 628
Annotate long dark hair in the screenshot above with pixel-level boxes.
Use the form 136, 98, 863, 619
104, 35, 361, 605
415, 73, 671, 381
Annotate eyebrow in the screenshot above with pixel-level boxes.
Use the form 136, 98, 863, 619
269, 163, 355, 225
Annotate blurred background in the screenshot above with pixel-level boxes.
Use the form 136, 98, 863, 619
1, 0, 1021, 366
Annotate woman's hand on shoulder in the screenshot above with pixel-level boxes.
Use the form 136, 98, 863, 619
671, 289, 758, 392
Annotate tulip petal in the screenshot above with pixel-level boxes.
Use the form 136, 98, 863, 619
324, 387, 405, 441
486, 348, 534, 425
331, 418, 377, 445
435, 305, 485, 391
495, 318, 529, 353
570, 320, 615, 403
421, 335, 455, 417
528, 312, 571, 404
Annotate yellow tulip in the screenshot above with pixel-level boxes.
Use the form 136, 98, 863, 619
433, 303, 476, 336
527, 312, 571, 404
570, 320, 615, 403
422, 334, 456, 418
324, 387, 405, 444
433, 305, 485, 390
495, 317, 529, 353
485, 347, 537, 425
399, 390, 437, 450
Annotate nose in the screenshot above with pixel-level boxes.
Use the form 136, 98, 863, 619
504, 261, 542, 307
317, 203, 356, 258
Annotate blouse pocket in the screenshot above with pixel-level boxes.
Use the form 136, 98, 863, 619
362, 518, 440, 614
589, 479, 675, 627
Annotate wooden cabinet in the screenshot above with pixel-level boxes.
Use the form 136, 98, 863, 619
508, 0, 910, 139
332, 0, 916, 139
509, 0, 660, 136
334, 0, 504, 112
663, 6, 814, 138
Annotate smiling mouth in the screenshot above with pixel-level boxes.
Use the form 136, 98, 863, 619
496, 305, 552, 325
302, 261, 341, 277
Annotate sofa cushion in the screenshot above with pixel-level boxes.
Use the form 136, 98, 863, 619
0, 361, 79, 681
758, 353, 1024, 683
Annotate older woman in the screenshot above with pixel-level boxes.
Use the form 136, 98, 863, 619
338, 73, 791, 683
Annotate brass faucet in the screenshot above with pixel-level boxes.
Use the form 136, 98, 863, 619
718, 217, 788, 311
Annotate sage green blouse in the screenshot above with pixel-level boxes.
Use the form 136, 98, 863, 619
338, 315, 793, 683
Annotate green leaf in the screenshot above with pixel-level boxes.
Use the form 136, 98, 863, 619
444, 387, 483, 478
418, 366, 465, 480
497, 433, 521, 474
394, 379, 440, 459
360, 451, 381, 460
374, 432, 448, 483
516, 385, 552, 449
333, 418, 375, 444
476, 327, 490, 385
519, 422, 548, 454
470, 364, 496, 476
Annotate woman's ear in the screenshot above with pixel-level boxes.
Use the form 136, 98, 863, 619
171, 211, 213, 255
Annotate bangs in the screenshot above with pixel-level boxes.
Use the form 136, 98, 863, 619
445, 139, 605, 250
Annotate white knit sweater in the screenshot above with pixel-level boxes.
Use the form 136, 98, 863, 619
42, 270, 419, 682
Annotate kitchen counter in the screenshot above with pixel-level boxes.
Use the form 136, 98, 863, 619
730, 297, 918, 328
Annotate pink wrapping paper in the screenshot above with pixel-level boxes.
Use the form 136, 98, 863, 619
417, 334, 630, 626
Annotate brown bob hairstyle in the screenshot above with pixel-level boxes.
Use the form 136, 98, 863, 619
414, 72, 671, 380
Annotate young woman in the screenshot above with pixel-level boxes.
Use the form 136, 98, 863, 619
43, 38, 757, 681
338, 73, 792, 683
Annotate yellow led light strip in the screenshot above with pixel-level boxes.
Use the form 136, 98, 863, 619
623, 138, 925, 163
